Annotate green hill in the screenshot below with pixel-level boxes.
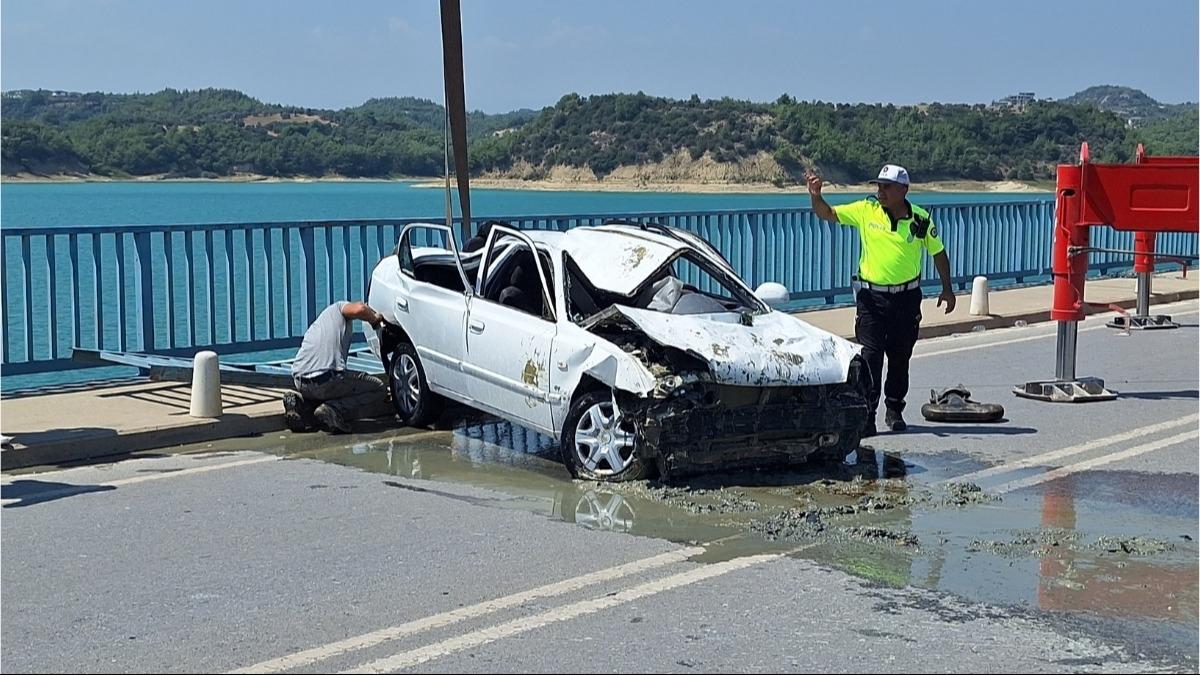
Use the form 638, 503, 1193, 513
2, 86, 1194, 181
1061, 85, 1195, 125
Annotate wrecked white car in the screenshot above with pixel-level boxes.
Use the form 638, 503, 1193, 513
366, 221, 870, 482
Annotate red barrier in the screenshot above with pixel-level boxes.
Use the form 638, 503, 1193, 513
1050, 143, 1198, 322
1019, 143, 1198, 402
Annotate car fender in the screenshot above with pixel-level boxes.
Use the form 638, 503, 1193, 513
550, 323, 656, 433
578, 342, 657, 397
368, 256, 407, 327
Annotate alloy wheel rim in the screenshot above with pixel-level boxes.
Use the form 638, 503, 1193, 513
574, 401, 636, 475
396, 354, 420, 414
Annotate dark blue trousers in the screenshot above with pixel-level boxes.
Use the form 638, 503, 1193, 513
854, 287, 922, 420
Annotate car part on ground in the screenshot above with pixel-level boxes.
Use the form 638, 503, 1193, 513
921, 385, 1005, 423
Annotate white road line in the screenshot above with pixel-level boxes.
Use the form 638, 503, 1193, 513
341, 552, 782, 674
990, 429, 1199, 494
228, 546, 706, 674
938, 414, 1200, 487
913, 305, 1199, 360
0, 456, 280, 505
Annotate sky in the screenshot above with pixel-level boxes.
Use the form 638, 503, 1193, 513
3, 0, 1197, 113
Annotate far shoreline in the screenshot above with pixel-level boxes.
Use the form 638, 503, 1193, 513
1, 172, 1055, 194
418, 177, 1055, 194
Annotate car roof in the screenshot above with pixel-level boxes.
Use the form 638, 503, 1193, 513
520, 224, 690, 296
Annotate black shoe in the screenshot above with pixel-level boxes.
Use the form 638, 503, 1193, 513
282, 392, 318, 432
885, 409, 907, 432
314, 404, 352, 434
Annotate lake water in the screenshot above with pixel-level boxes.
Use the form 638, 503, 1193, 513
0, 181, 1050, 228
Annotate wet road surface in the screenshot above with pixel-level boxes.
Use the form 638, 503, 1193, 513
2, 300, 1197, 672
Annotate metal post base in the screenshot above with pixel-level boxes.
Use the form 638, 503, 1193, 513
1013, 377, 1118, 403
1105, 315, 1179, 330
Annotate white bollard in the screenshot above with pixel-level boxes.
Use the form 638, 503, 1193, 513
189, 350, 223, 418
969, 276, 990, 316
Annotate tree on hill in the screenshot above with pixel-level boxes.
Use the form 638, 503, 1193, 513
1, 87, 1193, 180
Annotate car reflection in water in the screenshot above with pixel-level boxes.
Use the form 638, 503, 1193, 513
567, 490, 638, 533
451, 418, 638, 533
331, 417, 738, 538
450, 417, 560, 468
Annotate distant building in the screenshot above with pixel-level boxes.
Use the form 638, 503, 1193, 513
991, 92, 1036, 110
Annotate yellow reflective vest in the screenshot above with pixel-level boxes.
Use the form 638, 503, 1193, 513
833, 199, 945, 285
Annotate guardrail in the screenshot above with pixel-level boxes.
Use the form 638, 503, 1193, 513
2, 201, 1196, 374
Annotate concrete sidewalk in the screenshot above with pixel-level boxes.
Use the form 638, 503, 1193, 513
2, 272, 1196, 470
801, 273, 1199, 339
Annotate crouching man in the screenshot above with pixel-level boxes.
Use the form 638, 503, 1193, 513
283, 301, 391, 433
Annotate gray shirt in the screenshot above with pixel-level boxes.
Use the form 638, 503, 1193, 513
292, 302, 352, 378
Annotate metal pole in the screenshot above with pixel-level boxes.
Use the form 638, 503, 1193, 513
1054, 321, 1077, 381
440, 0, 471, 243
1135, 271, 1151, 318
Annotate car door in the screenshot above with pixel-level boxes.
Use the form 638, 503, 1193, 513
463, 226, 557, 435
393, 223, 472, 397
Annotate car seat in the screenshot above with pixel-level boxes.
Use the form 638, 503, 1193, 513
498, 264, 541, 315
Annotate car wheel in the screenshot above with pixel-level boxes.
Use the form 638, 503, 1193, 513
389, 342, 444, 428
560, 389, 648, 482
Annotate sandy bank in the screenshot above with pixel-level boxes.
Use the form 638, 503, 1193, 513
2, 172, 1052, 193
414, 177, 1053, 194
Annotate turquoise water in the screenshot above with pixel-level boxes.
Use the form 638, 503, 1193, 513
0, 181, 1049, 228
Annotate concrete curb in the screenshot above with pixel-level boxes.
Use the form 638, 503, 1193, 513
1, 411, 286, 471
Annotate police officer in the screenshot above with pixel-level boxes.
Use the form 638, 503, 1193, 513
806, 165, 956, 436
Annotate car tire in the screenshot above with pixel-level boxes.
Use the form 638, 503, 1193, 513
560, 389, 648, 482
389, 342, 444, 428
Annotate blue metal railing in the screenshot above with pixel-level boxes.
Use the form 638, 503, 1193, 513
2, 200, 1196, 375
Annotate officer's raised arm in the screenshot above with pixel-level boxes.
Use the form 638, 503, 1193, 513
805, 169, 839, 223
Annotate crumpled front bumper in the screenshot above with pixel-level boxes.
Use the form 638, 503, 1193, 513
629, 376, 870, 478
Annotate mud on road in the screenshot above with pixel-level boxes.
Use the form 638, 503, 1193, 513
249, 413, 1196, 643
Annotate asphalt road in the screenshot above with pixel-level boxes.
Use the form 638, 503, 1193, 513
3, 300, 1197, 673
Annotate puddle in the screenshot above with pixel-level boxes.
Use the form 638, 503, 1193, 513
199, 411, 1198, 633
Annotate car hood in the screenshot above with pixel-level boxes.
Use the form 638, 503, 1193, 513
585, 305, 860, 387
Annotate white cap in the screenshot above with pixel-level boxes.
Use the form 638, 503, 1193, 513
869, 164, 910, 186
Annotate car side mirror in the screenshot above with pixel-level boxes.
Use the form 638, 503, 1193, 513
754, 282, 789, 309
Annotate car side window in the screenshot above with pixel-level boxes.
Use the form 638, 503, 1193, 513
481, 237, 553, 320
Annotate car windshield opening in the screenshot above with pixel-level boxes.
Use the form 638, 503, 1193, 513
566, 250, 761, 324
